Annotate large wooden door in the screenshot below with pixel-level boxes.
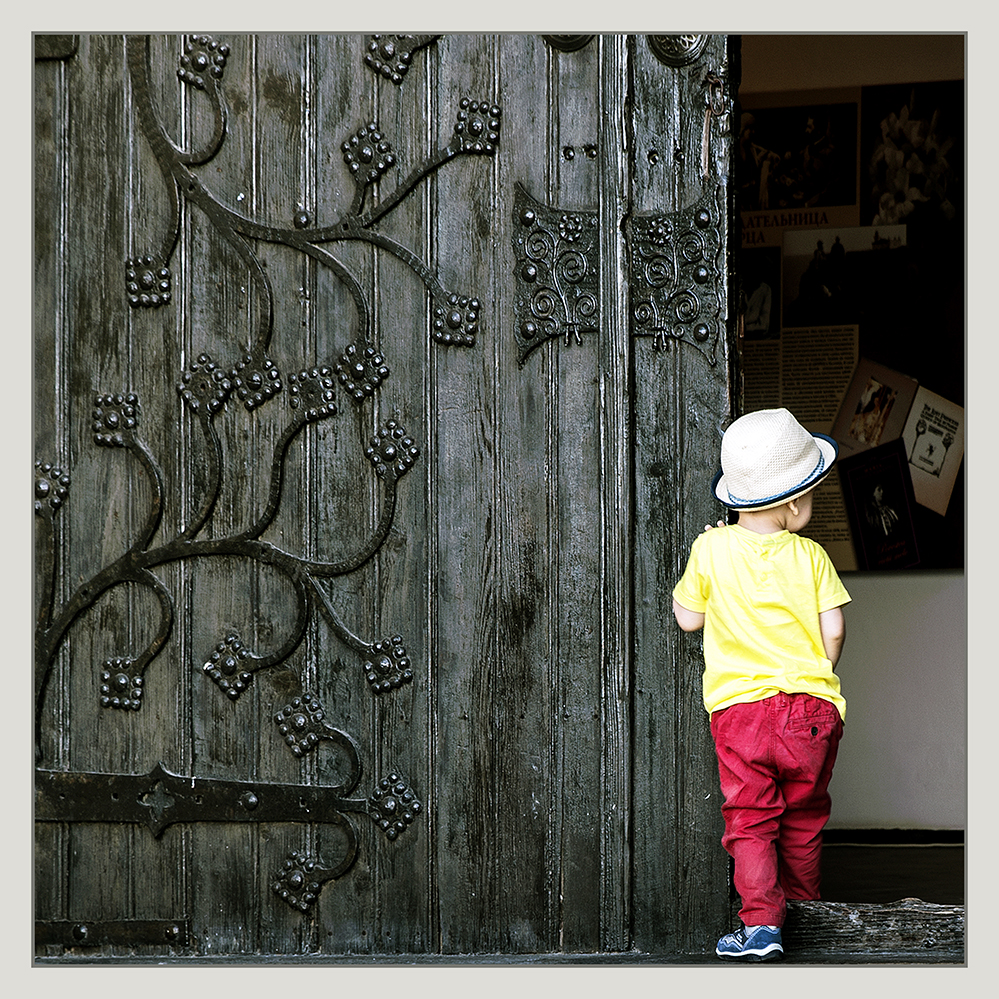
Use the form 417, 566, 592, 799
34, 33, 736, 959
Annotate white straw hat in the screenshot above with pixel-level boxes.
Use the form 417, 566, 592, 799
712, 408, 838, 511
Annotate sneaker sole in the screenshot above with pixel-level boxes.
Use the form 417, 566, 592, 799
716, 948, 784, 962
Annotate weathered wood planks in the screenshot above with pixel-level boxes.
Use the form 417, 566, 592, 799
34, 33, 738, 960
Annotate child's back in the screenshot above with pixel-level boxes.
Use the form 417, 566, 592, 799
674, 522, 847, 720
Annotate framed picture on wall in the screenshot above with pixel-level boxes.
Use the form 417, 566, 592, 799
839, 438, 921, 571
831, 357, 919, 460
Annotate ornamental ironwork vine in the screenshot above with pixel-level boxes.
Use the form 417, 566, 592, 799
362, 34, 439, 84
34, 33, 499, 912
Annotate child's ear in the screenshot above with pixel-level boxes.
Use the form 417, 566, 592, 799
786, 498, 800, 516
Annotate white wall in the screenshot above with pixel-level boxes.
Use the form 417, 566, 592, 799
829, 572, 966, 829
741, 35, 966, 830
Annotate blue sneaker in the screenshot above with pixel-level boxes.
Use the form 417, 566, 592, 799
715, 924, 783, 961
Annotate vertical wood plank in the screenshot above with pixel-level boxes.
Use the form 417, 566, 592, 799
60, 36, 136, 956
34, 50, 70, 941
492, 35, 561, 953
62, 33, 130, 774
306, 32, 381, 954
630, 33, 735, 954
431, 32, 501, 954
124, 34, 188, 952
595, 35, 633, 951
543, 36, 609, 952
248, 32, 319, 957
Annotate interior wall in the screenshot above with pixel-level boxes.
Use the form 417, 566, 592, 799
740, 33, 965, 92
832, 572, 966, 829
739, 34, 966, 830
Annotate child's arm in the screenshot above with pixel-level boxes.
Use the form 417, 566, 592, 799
819, 606, 846, 668
673, 598, 705, 632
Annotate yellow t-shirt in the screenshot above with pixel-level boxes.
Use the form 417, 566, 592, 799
672, 524, 851, 720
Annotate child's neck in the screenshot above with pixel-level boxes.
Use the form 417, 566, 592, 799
735, 508, 791, 535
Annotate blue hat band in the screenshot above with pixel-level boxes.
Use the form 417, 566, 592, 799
724, 449, 827, 507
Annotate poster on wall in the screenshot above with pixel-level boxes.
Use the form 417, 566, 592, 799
738, 79, 964, 571
740, 326, 859, 572
801, 469, 857, 573
739, 90, 860, 249
741, 246, 781, 339
831, 358, 919, 460
901, 386, 965, 517
861, 80, 963, 240
857, 78, 965, 406
742, 326, 858, 426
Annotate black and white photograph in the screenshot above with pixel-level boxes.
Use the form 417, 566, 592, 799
736, 99, 859, 212
831, 357, 918, 460
781, 224, 906, 329
740, 247, 781, 339
839, 439, 921, 571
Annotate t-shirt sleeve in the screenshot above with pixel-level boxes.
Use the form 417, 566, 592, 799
813, 544, 851, 612
672, 536, 708, 613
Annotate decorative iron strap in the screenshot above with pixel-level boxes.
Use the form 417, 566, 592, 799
35, 763, 371, 837
512, 185, 725, 366
628, 186, 726, 366
35, 919, 189, 949
36, 756, 421, 913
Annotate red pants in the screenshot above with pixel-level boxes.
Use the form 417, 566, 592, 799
710, 692, 843, 927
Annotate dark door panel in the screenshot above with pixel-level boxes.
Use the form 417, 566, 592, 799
34, 32, 735, 959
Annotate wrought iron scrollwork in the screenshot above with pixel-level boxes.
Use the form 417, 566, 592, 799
647, 34, 708, 67
35, 32, 501, 731
512, 184, 600, 365
628, 186, 726, 365
35, 33, 501, 911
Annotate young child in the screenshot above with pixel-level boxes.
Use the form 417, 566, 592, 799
672, 408, 851, 962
